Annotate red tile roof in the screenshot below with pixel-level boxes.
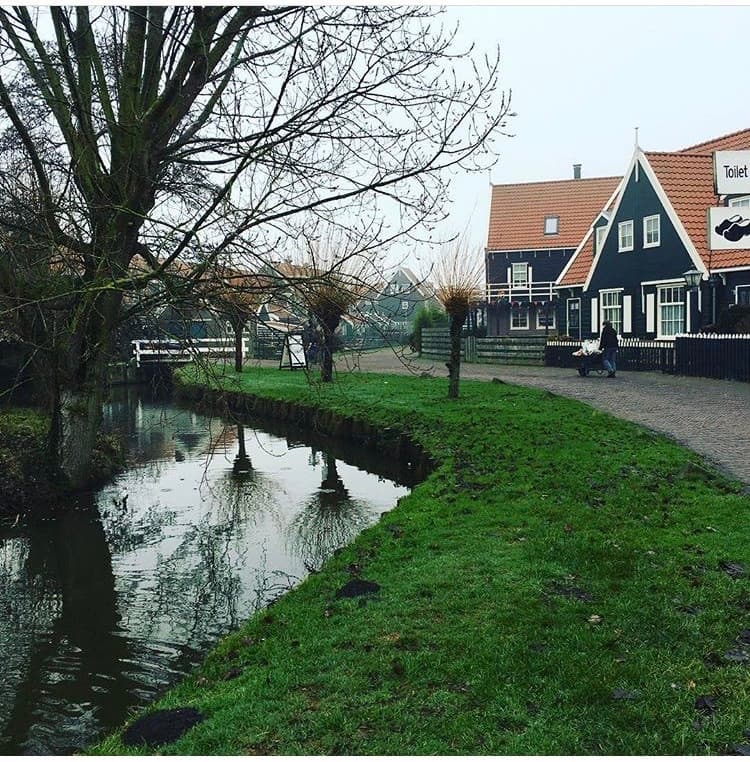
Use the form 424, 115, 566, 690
647, 134, 750, 270
677, 127, 750, 154
560, 128, 750, 285
557, 235, 595, 287
486, 176, 621, 251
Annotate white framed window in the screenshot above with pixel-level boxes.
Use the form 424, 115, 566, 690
600, 290, 622, 335
643, 214, 661, 248
729, 196, 750, 208
544, 215, 559, 235
618, 220, 634, 252
510, 307, 529, 330
511, 263, 529, 287
595, 225, 607, 253
536, 307, 555, 330
736, 285, 750, 305
657, 285, 685, 338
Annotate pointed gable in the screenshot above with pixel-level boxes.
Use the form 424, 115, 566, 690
487, 176, 620, 251
562, 128, 750, 288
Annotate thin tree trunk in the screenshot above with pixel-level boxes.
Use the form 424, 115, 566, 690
319, 314, 341, 383
446, 312, 466, 399
233, 320, 245, 372
321, 332, 334, 382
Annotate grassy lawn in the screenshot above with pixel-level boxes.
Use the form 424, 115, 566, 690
90, 365, 750, 755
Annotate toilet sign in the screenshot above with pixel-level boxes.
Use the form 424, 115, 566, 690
709, 151, 750, 250
713, 151, 750, 195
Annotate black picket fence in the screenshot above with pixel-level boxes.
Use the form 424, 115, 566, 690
674, 334, 750, 382
545, 339, 675, 373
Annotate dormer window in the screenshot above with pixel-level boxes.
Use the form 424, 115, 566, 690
595, 225, 607, 253
729, 196, 750, 208
544, 215, 559, 235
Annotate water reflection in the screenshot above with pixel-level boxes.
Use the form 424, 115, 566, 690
0, 388, 411, 754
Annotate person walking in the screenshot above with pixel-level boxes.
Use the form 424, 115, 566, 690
599, 319, 619, 378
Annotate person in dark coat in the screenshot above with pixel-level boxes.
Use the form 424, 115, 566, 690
599, 319, 619, 378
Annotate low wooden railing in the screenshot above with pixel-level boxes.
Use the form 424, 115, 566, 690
545, 338, 675, 373
132, 337, 247, 368
485, 281, 556, 303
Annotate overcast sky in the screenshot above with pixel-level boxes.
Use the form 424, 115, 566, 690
436, 3, 750, 260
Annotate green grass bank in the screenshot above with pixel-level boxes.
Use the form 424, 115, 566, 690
0, 407, 124, 515
91, 365, 750, 755
0, 408, 55, 514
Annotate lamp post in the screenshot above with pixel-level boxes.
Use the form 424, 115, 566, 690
682, 268, 702, 333
707, 272, 722, 326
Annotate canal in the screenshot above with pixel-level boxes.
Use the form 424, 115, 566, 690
0, 387, 413, 754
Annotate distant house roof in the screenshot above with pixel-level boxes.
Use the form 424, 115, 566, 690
486, 176, 621, 251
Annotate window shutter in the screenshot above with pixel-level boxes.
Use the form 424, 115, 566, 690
646, 293, 655, 333
528, 265, 533, 284
623, 295, 632, 333
506, 266, 511, 284
590, 297, 598, 334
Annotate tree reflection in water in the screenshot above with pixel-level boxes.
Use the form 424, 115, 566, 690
288, 451, 371, 571
1, 391, 409, 755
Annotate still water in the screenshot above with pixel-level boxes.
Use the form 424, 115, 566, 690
0, 387, 412, 755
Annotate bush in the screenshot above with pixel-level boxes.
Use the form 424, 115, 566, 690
707, 304, 750, 334
408, 305, 448, 353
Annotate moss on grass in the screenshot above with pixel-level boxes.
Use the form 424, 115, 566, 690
0, 407, 125, 513
90, 365, 750, 755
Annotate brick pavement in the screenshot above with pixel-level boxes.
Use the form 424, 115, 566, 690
341, 348, 750, 489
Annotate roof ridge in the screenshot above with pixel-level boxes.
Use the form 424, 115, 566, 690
645, 150, 712, 159
677, 126, 750, 153
491, 175, 621, 189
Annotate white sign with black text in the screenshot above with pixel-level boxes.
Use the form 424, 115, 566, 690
708, 207, 750, 250
713, 150, 750, 195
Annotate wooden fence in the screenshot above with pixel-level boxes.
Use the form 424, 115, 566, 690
545, 338, 675, 373
416, 329, 750, 382
674, 334, 750, 382
421, 329, 546, 365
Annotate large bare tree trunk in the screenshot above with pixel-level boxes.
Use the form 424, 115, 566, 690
48, 269, 124, 488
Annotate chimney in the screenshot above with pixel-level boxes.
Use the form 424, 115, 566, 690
573, 164, 582, 180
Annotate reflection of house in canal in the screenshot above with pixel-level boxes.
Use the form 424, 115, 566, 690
102, 389, 237, 463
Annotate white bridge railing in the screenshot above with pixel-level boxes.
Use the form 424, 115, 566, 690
132, 337, 248, 368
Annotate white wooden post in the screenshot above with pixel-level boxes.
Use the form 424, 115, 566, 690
623, 295, 632, 334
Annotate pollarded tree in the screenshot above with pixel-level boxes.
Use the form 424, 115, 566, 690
0, 6, 511, 486
205, 263, 267, 373
432, 243, 484, 399
278, 221, 385, 383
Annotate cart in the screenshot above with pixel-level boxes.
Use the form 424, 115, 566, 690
572, 340, 604, 377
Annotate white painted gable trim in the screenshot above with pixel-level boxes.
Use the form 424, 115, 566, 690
555, 226, 593, 287
557, 177, 625, 288
583, 154, 637, 291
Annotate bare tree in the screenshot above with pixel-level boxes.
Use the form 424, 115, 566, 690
0, 6, 511, 486
432, 242, 484, 399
